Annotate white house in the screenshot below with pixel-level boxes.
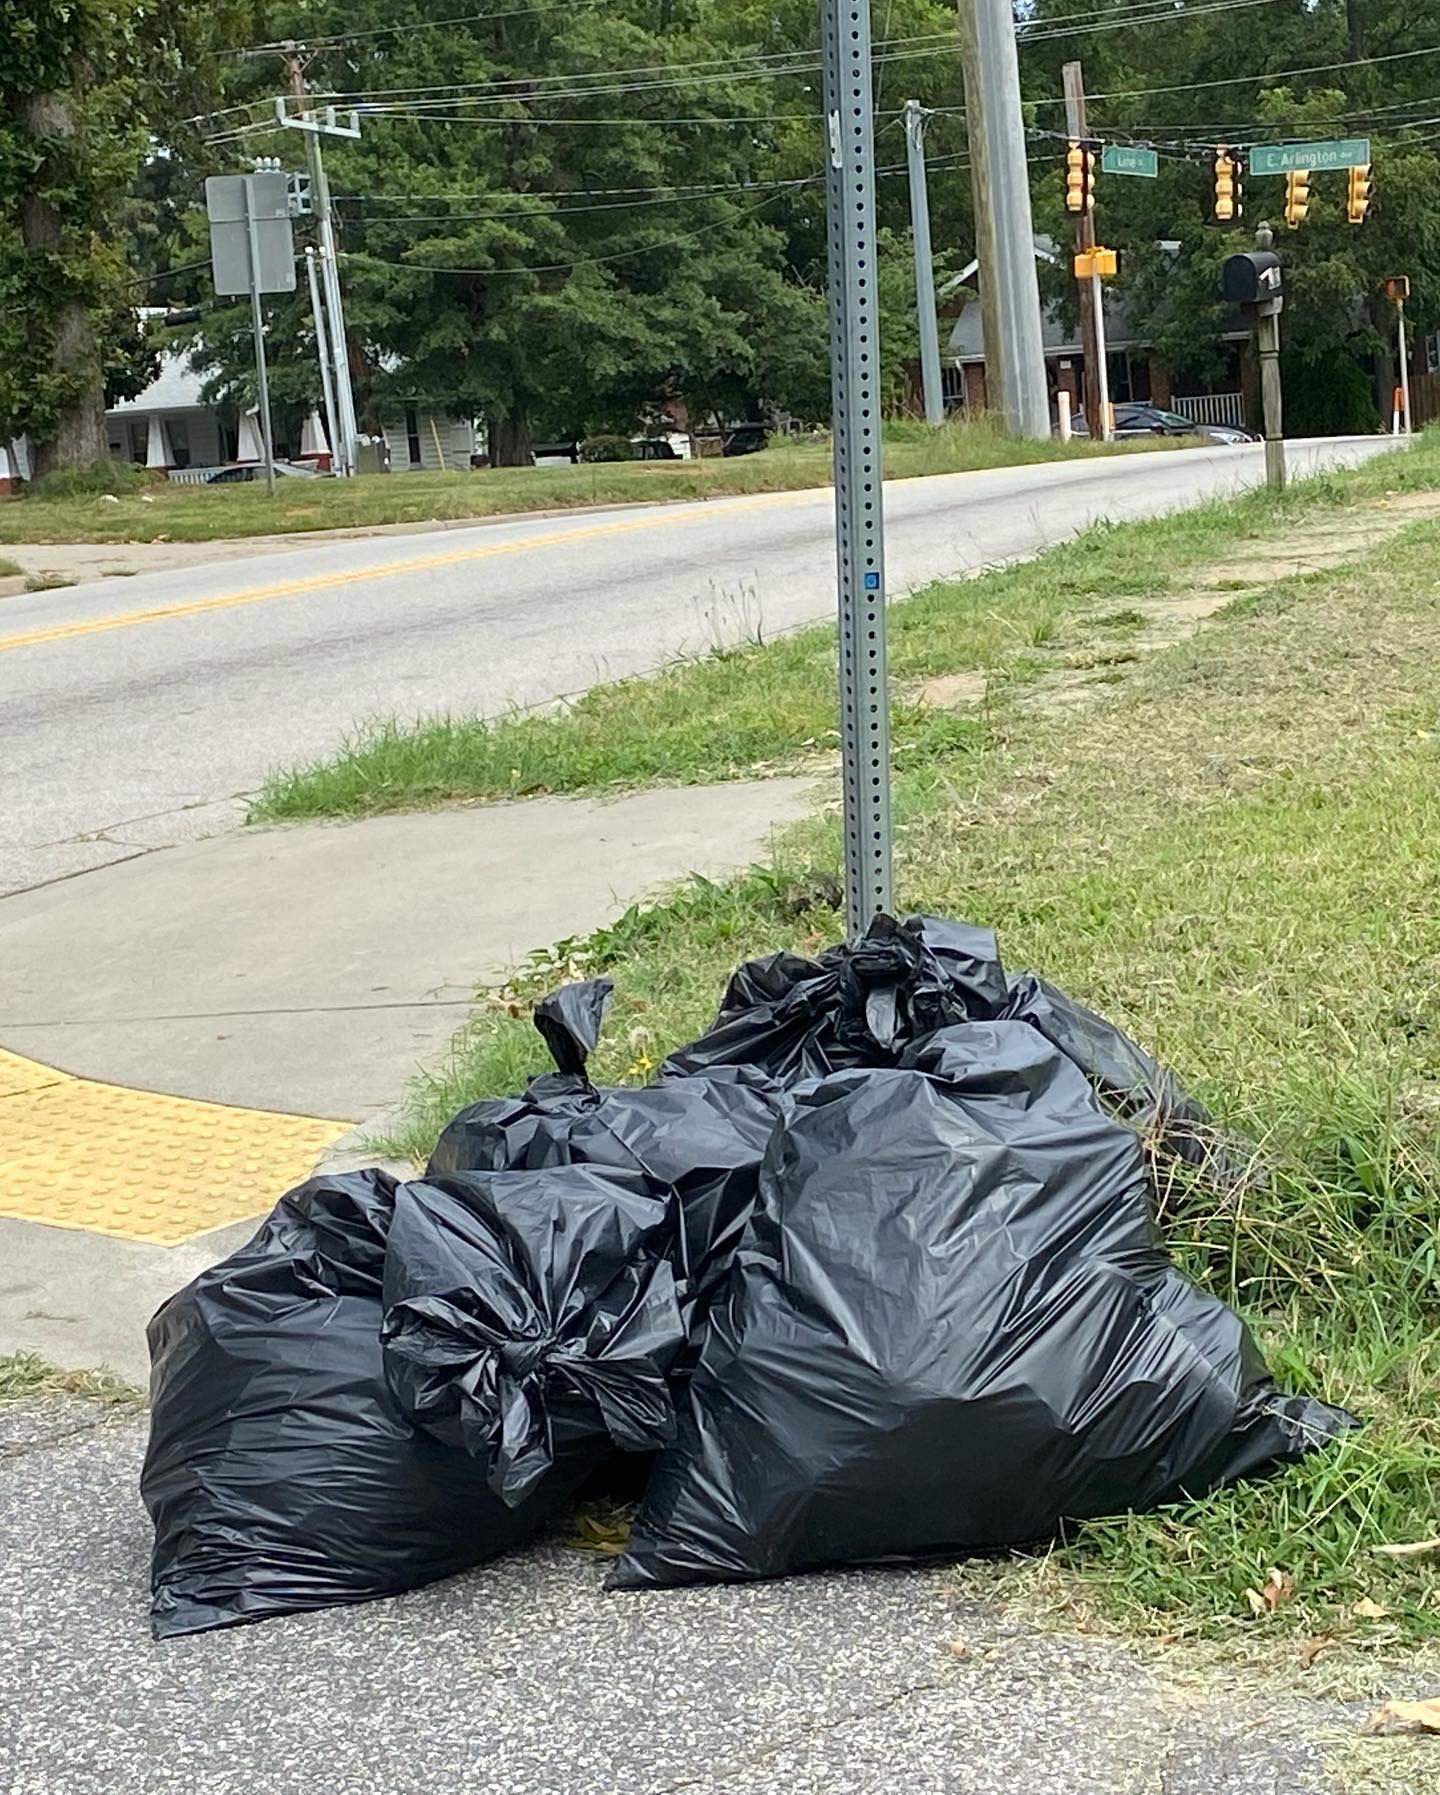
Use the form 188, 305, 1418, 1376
107, 351, 228, 471
104, 343, 477, 477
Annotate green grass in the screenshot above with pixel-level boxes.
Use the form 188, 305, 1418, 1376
0, 416, 1153, 547
0, 1352, 142, 1406
253, 445, 1427, 823
367, 434, 1440, 1649
0, 556, 20, 578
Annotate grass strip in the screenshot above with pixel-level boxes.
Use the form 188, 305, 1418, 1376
0, 417, 1145, 547
253, 442, 1434, 823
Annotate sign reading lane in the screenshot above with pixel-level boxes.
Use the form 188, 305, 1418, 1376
1249, 137, 1370, 176
1100, 144, 1158, 178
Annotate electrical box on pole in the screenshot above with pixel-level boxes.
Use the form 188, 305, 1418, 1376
819, 0, 893, 936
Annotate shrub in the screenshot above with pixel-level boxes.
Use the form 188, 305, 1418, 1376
31, 460, 157, 499
579, 434, 636, 463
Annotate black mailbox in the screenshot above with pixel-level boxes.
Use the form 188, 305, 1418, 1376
1222, 250, 1283, 305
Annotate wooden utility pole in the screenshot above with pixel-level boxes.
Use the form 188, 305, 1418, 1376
957, 0, 1005, 415
1062, 61, 1104, 441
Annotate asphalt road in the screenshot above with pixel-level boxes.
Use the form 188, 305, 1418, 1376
0, 1396, 1357, 1795
0, 438, 1390, 897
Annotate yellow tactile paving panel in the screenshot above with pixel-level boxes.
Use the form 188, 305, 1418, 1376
0, 1047, 344, 1244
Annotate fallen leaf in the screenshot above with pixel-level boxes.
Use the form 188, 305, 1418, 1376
565, 1513, 632, 1557
1373, 1538, 1440, 1559
1156, 1632, 1182, 1647
945, 1639, 971, 1661
1299, 1635, 1335, 1669
1352, 1597, 1391, 1620
1247, 1567, 1297, 1615
1363, 1698, 1440, 1736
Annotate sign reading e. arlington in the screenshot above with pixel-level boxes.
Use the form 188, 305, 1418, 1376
1248, 137, 1371, 176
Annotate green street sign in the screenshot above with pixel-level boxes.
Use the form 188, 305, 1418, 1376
1100, 144, 1158, 178
1249, 137, 1371, 175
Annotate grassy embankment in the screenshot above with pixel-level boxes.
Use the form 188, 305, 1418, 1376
0, 416, 1156, 546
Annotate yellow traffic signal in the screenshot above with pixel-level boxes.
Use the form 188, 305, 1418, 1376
1283, 169, 1310, 229
1213, 149, 1242, 222
1064, 141, 1095, 215
1347, 163, 1372, 224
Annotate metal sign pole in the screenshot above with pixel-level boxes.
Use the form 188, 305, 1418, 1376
1397, 297, 1413, 436
241, 176, 277, 496
820, 0, 893, 936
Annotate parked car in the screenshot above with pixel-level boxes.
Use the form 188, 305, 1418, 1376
722, 424, 769, 457
1113, 404, 1256, 445
1065, 405, 1256, 445
206, 460, 320, 483
631, 437, 679, 461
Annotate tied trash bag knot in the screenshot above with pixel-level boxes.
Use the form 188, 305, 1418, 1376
497, 1332, 552, 1382
381, 1167, 687, 1508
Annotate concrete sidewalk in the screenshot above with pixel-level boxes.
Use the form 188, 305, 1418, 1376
0, 778, 813, 1381
0, 1393, 1360, 1795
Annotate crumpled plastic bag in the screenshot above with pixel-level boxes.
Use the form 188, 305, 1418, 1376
663, 913, 1247, 1187
610, 1023, 1353, 1590
380, 1166, 686, 1505
427, 980, 788, 1339
142, 1172, 568, 1638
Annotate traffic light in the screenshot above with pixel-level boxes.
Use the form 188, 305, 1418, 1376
1283, 169, 1311, 228
1065, 141, 1095, 215
1213, 148, 1242, 222
1346, 163, 1373, 224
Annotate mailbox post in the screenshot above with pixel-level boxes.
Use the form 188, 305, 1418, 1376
1223, 224, 1285, 492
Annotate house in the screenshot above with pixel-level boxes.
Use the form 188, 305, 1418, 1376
104, 338, 476, 478
107, 351, 229, 471
932, 237, 1252, 431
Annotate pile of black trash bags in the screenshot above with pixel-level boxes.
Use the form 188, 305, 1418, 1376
142, 916, 1352, 1637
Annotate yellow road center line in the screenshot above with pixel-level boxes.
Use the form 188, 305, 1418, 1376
0, 487, 822, 658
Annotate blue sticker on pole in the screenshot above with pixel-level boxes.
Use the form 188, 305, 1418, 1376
863, 572, 880, 589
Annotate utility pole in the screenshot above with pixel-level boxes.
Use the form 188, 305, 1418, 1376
956, 2, 1005, 417
305, 246, 342, 474
1254, 223, 1285, 492
282, 47, 360, 477
1062, 62, 1107, 441
1397, 290, 1413, 437
965, 0, 1050, 438
820, 0, 893, 934
904, 100, 945, 425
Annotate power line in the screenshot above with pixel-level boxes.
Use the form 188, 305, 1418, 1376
315, 31, 958, 105
1020, 0, 1283, 42
341, 186, 789, 276
215, 1, 602, 57
1033, 39, 1440, 108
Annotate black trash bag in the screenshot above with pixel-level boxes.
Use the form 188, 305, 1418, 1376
380, 1167, 686, 1506
142, 1171, 568, 1639
664, 913, 1246, 1189
661, 914, 1010, 1084
1001, 971, 1254, 1189
427, 981, 789, 1335
611, 1024, 1351, 1590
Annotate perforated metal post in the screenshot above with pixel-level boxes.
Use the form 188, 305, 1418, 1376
820, 0, 893, 938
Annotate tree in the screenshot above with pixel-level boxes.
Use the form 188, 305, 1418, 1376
154, 0, 972, 457
0, 0, 245, 477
